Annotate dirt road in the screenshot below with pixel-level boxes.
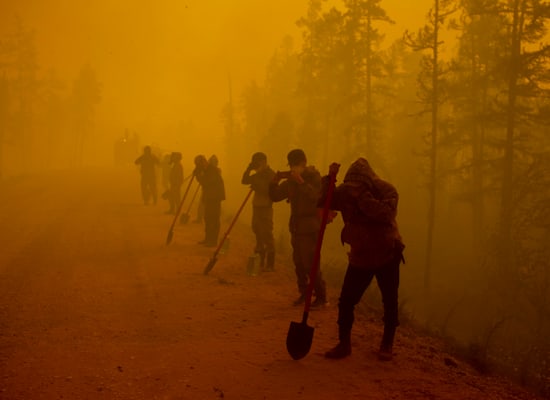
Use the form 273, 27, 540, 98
0, 167, 542, 399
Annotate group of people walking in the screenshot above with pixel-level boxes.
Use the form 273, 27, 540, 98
135, 145, 405, 362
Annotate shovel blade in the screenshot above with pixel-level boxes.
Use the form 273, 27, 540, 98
286, 320, 314, 360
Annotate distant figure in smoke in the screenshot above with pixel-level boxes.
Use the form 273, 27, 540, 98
194, 154, 225, 247
241, 152, 276, 271
134, 145, 159, 205
321, 158, 405, 361
165, 152, 183, 215
160, 153, 172, 192
269, 149, 327, 307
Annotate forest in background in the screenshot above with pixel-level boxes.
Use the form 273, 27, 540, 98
1, 0, 549, 396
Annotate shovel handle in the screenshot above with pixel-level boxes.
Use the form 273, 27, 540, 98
184, 184, 201, 215
302, 164, 340, 314
204, 188, 254, 274
166, 175, 195, 244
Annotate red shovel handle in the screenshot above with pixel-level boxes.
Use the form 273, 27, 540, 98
302, 164, 340, 316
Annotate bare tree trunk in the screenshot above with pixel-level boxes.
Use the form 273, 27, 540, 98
500, 0, 521, 274
424, 0, 440, 295
365, 11, 373, 156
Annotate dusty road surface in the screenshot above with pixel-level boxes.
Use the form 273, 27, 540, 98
0, 167, 543, 399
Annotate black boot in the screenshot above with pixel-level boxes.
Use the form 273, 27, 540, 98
378, 326, 396, 361
325, 329, 351, 359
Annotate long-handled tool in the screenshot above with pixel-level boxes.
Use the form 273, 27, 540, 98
286, 163, 340, 360
203, 188, 254, 275
166, 175, 195, 245
179, 184, 201, 225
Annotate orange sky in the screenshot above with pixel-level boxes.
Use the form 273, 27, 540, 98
1, 0, 431, 149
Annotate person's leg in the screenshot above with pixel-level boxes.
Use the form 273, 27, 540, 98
203, 201, 221, 246
264, 207, 275, 271
326, 265, 374, 359
251, 208, 265, 267
151, 178, 158, 205
141, 177, 149, 204
202, 201, 213, 244
257, 207, 275, 270
290, 234, 308, 304
299, 232, 326, 304
375, 258, 401, 361
210, 201, 221, 246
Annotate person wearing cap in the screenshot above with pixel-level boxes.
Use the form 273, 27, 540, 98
269, 149, 328, 307
194, 154, 225, 247
241, 152, 276, 271
320, 158, 405, 361
165, 152, 183, 215
134, 145, 159, 205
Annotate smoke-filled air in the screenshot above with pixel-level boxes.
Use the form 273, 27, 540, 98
1, 0, 549, 399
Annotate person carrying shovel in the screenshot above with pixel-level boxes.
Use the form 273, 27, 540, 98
320, 158, 405, 361
241, 152, 276, 272
269, 149, 327, 308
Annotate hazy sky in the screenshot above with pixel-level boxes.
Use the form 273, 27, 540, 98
1, 0, 431, 148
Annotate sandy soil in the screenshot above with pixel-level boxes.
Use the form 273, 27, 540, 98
0, 167, 543, 400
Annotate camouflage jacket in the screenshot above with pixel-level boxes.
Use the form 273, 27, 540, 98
269, 166, 321, 235
241, 166, 275, 208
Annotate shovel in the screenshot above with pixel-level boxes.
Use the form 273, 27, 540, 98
286, 163, 339, 360
204, 188, 254, 275
180, 184, 201, 224
166, 175, 195, 245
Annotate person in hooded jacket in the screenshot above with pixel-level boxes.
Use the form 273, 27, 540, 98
269, 149, 327, 307
241, 152, 276, 271
321, 158, 405, 361
194, 154, 225, 247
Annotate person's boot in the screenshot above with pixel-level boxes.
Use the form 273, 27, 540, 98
325, 329, 351, 359
266, 252, 275, 271
378, 326, 396, 361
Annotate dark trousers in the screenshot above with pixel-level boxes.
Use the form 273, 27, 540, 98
168, 185, 181, 213
291, 232, 326, 300
204, 200, 221, 245
337, 258, 400, 335
252, 207, 274, 254
141, 176, 157, 204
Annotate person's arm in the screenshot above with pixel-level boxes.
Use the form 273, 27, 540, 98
241, 164, 254, 185
269, 173, 289, 202
134, 155, 142, 165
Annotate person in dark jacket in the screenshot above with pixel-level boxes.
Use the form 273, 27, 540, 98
321, 158, 405, 361
166, 152, 184, 215
269, 149, 327, 307
242, 152, 276, 271
194, 154, 225, 247
134, 145, 159, 205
